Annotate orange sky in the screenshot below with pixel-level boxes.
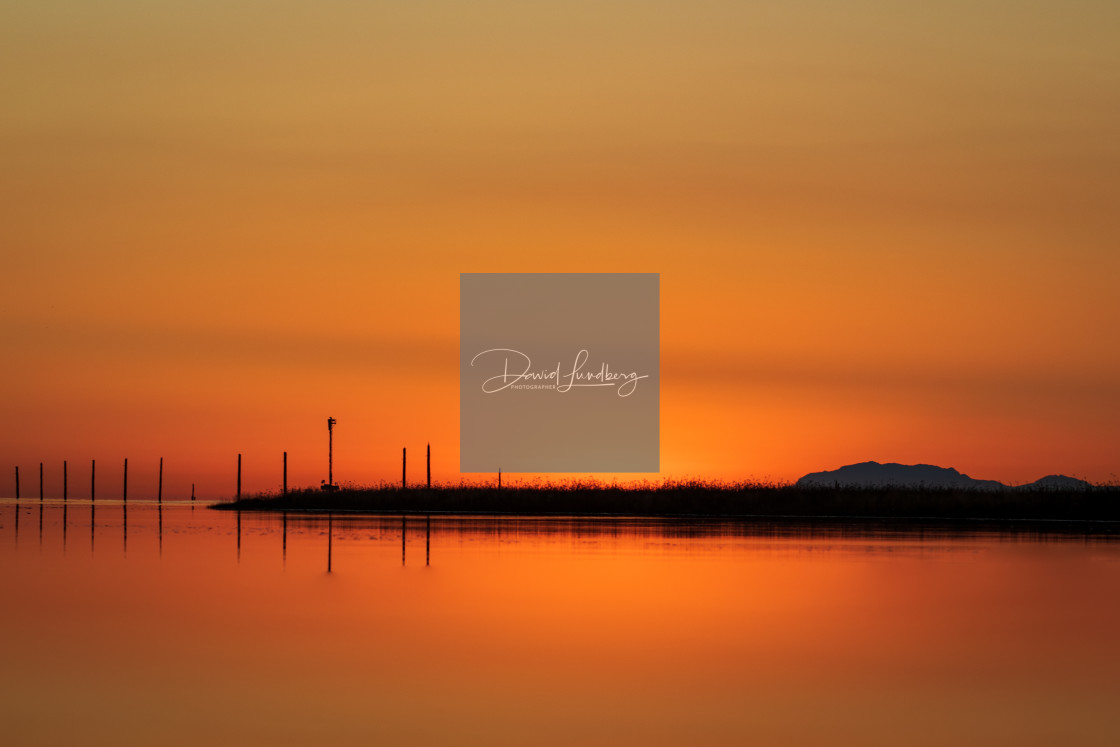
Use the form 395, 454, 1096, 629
3, 2, 1118, 496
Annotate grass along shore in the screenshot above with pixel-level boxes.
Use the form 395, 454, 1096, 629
212, 479, 1120, 525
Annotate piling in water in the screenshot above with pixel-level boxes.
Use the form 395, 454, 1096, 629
158, 457, 163, 503
63, 460, 67, 500
123, 458, 128, 502
283, 451, 287, 495
237, 453, 242, 499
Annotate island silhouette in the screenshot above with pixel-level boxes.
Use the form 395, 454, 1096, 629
796, 461, 1092, 491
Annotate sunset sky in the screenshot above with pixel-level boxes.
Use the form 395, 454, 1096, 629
3, 1, 1118, 497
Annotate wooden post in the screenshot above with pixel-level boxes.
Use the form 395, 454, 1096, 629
283, 451, 288, 495
39, 462, 43, 500
123, 458, 128, 502
14, 465, 18, 499
237, 453, 242, 500
427, 443, 431, 488
327, 418, 335, 487
191, 483, 196, 501
158, 457, 163, 503
402, 447, 406, 489
91, 459, 95, 502
498, 468, 501, 489
63, 460, 68, 501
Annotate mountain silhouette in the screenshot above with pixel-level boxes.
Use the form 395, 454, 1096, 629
796, 461, 1091, 490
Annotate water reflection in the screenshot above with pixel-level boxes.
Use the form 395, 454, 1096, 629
4, 501, 1119, 566
5, 501, 174, 558
1, 499, 1119, 747
210, 509, 1117, 573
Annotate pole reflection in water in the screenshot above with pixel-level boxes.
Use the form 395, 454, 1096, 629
256, 513, 438, 573
62, 502, 67, 551
236, 511, 241, 563
90, 503, 94, 554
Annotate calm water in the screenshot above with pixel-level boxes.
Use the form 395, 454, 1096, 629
1, 500, 1118, 746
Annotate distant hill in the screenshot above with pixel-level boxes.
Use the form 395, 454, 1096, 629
1025, 474, 1094, 491
796, 461, 1092, 490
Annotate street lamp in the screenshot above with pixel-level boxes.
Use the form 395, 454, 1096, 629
322, 416, 339, 492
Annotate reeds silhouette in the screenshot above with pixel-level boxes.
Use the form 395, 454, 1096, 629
214, 478, 1120, 524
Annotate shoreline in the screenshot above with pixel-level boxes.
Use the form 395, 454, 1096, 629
209, 484, 1120, 532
